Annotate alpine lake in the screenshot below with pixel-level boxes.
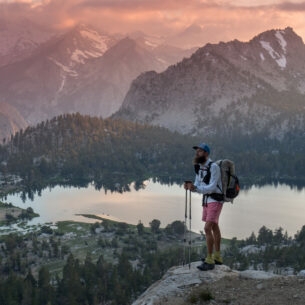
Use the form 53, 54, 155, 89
2, 180, 305, 239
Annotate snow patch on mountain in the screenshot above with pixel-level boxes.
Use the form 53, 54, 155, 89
70, 48, 105, 64
275, 30, 287, 52
58, 76, 66, 93
80, 30, 108, 52
260, 40, 286, 68
80, 30, 110, 58
71, 50, 87, 64
48, 57, 78, 77
156, 57, 168, 65
145, 40, 158, 48
276, 56, 287, 69
50, 75, 66, 106
71, 49, 104, 66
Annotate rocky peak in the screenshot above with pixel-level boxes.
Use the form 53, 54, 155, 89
99, 37, 166, 75
45, 24, 116, 68
167, 23, 206, 49
116, 27, 305, 137
103, 37, 138, 57
192, 27, 305, 74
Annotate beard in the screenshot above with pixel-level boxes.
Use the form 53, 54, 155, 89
193, 156, 207, 164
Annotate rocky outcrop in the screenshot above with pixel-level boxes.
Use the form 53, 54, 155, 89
132, 262, 280, 305
132, 262, 305, 305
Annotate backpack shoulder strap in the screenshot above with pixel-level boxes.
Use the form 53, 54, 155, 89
211, 160, 223, 192
202, 161, 213, 184
206, 161, 213, 171
206, 161, 213, 178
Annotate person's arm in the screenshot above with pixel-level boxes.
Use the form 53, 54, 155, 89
194, 164, 220, 195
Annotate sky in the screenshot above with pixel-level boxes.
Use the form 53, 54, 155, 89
1, 0, 305, 44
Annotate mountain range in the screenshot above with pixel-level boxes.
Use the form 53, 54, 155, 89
1, 23, 305, 143
116, 27, 305, 140
0, 21, 195, 139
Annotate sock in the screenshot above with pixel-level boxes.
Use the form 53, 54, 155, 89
205, 254, 214, 264
213, 251, 223, 262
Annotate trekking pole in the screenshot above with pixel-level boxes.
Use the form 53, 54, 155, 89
183, 188, 188, 266
188, 189, 192, 269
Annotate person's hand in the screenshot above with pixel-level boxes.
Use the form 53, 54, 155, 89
184, 181, 194, 190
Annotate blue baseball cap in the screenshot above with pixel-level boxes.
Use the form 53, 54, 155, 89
193, 143, 210, 155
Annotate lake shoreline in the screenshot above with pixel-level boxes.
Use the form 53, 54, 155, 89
1, 181, 305, 240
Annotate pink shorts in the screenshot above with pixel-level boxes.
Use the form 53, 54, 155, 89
202, 202, 223, 224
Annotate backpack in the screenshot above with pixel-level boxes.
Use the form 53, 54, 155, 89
196, 159, 240, 203
215, 159, 240, 202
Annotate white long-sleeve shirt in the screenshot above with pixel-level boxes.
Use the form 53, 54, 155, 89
193, 158, 223, 204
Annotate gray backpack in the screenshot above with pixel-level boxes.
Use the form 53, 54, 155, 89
215, 159, 240, 202
201, 159, 240, 203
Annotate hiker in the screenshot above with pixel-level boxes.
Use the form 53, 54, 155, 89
184, 143, 223, 271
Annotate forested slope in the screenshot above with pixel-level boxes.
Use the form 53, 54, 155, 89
0, 113, 304, 196
0, 113, 199, 193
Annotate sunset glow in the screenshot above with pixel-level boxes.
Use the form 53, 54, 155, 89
1, 0, 305, 43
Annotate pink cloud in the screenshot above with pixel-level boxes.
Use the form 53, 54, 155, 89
1, 0, 305, 44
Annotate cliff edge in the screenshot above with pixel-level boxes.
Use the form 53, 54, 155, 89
133, 262, 305, 305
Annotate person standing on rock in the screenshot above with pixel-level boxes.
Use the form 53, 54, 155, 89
184, 143, 224, 271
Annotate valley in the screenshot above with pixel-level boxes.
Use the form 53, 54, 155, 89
0, 16, 305, 305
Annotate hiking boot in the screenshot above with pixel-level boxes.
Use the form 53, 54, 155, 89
197, 262, 215, 271
201, 257, 223, 265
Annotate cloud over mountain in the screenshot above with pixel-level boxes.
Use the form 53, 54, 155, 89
2, 0, 305, 46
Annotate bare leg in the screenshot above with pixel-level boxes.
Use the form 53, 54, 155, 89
198, 221, 217, 270
204, 222, 215, 256
212, 223, 221, 252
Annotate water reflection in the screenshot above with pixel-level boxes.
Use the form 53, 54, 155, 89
3, 181, 305, 239
2, 174, 184, 204
3, 175, 305, 204
241, 177, 305, 191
